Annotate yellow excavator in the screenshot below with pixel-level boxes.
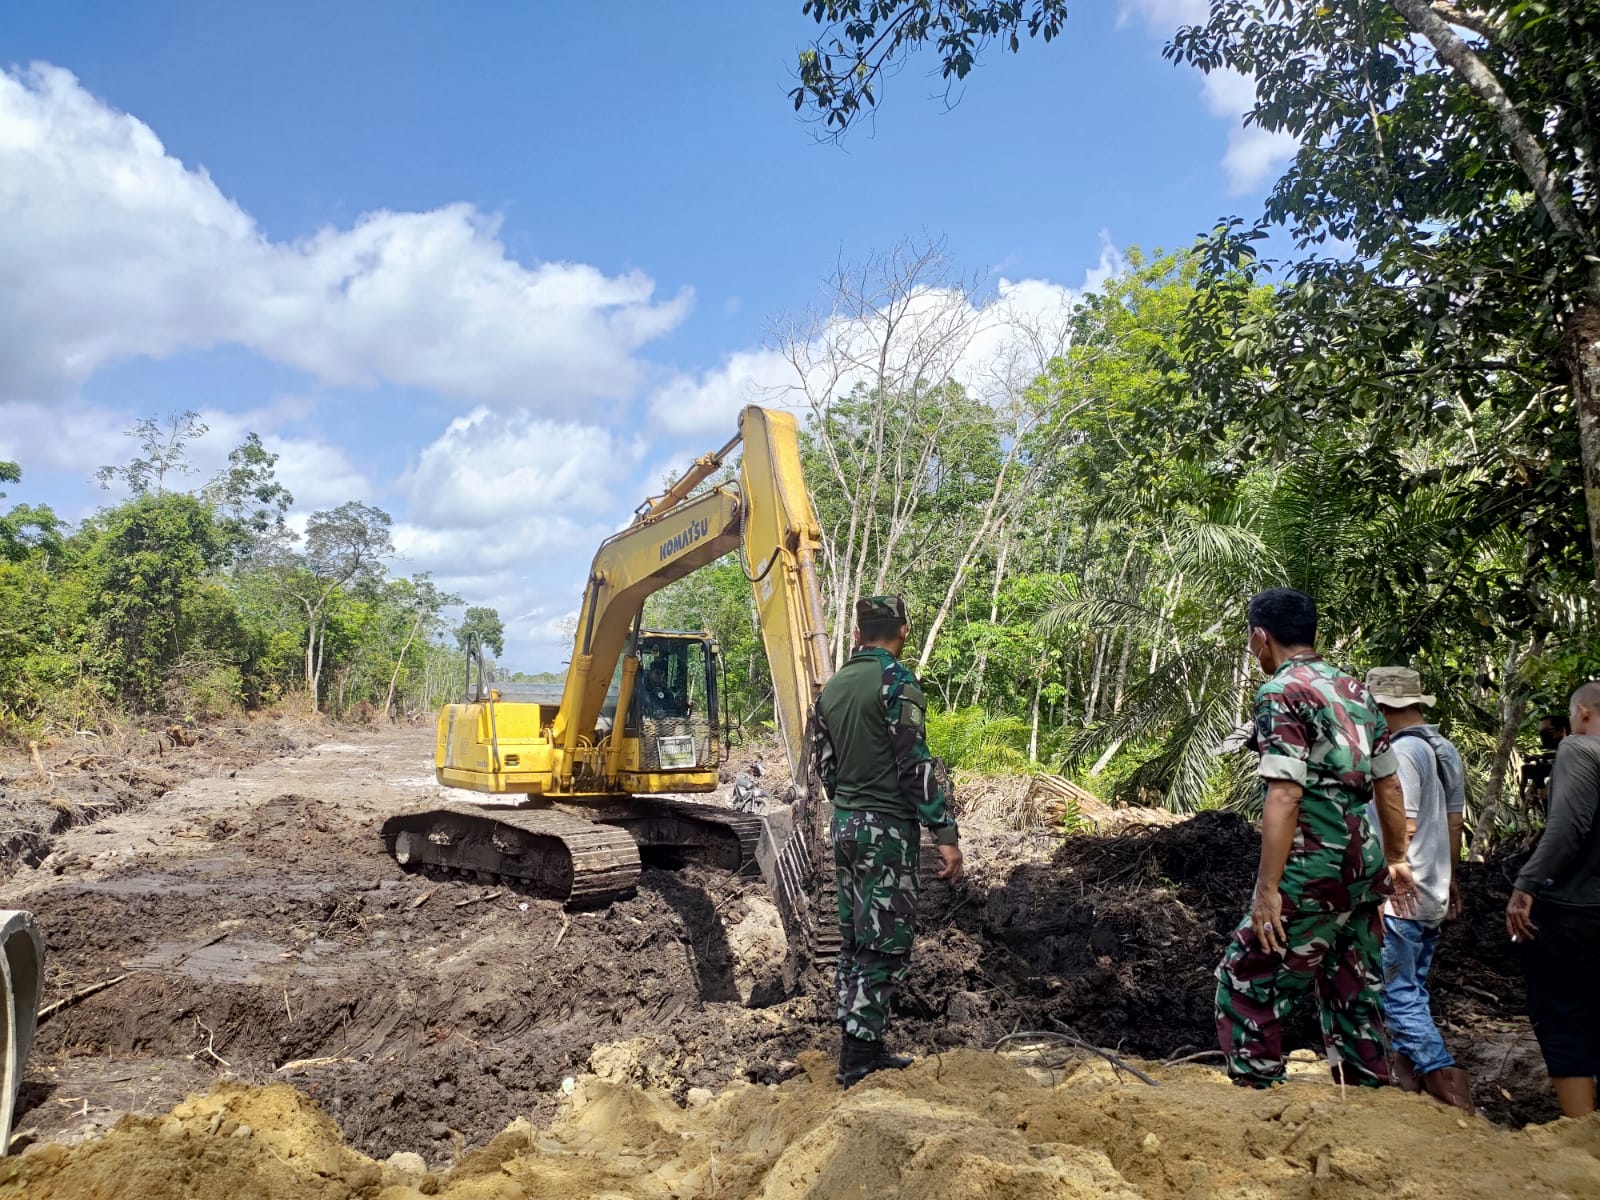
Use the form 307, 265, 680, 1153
381, 405, 841, 968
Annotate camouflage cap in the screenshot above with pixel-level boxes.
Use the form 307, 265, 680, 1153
855, 595, 908, 627
1364, 666, 1436, 708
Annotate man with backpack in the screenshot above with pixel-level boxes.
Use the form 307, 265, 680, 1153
1365, 666, 1473, 1111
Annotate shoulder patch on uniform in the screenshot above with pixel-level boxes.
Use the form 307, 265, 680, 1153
905, 704, 923, 728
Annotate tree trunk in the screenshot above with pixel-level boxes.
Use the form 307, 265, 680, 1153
1111, 618, 1135, 714
1565, 301, 1600, 593
299, 599, 321, 715
916, 437, 1022, 674
312, 624, 328, 713
971, 527, 1012, 705
1028, 675, 1042, 764
1083, 632, 1108, 729
1477, 637, 1541, 852
383, 610, 427, 719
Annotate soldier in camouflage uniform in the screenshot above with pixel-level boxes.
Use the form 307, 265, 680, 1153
1216, 588, 1419, 1088
810, 595, 964, 1085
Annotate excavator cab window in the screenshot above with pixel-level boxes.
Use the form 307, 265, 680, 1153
629, 633, 719, 770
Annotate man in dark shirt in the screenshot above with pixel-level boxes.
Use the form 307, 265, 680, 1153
1507, 681, 1600, 1118
810, 595, 963, 1085
1521, 714, 1571, 816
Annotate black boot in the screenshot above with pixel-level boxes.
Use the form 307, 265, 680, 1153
836, 1034, 881, 1085
837, 1034, 913, 1085
876, 1041, 913, 1071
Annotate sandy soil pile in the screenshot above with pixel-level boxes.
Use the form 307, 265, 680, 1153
6, 1049, 1597, 1200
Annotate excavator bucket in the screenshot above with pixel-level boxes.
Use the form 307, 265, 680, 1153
757, 784, 841, 990
0, 911, 43, 1155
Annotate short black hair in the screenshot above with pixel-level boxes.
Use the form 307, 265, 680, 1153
1542, 713, 1571, 732
858, 616, 906, 645
1248, 587, 1317, 647
1572, 682, 1600, 713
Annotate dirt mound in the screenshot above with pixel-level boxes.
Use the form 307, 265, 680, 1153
6, 1052, 1598, 1200
0, 717, 302, 872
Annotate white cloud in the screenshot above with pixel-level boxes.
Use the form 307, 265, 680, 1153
0, 396, 370, 513
1117, 2, 1298, 193
1200, 70, 1298, 195
646, 244, 1119, 439
647, 347, 798, 439
399, 408, 643, 527
0, 64, 691, 408
392, 409, 652, 665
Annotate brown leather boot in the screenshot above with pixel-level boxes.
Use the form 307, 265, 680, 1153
1390, 1051, 1423, 1093
1422, 1066, 1474, 1113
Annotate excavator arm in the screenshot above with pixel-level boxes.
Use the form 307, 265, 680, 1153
549, 405, 832, 786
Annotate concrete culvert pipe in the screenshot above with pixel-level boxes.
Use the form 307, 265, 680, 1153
0, 911, 43, 1156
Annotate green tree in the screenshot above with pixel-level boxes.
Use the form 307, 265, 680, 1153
80, 492, 228, 709
382, 576, 461, 718
455, 605, 506, 658
203, 432, 294, 548
94, 411, 208, 495
268, 501, 394, 711
1167, 2, 1600, 590
0, 462, 61, 563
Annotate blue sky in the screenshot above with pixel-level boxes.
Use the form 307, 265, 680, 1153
0, 0, 1290, 669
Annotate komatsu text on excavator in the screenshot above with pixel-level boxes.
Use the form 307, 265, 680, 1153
380, 406, 841, 970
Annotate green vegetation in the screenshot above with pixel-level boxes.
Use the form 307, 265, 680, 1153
0, 428, 476, 738
746, 0, 1600, 831
650, 237, 1594, 830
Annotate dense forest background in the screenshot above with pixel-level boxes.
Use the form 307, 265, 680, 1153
0, 413, 501, 733
3, 2, 1596, 839
647, 244, 1596, 830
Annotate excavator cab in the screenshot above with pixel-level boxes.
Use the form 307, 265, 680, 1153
626, 632, 721, 773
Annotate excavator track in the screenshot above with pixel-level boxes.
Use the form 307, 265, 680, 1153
381, 806, 642, 907
586, 796, 766, 874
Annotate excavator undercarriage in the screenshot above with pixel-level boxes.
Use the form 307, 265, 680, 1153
381, 795, 770, 906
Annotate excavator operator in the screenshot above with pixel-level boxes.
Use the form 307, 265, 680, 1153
811, 594, 964, 1086
640, 658, 685, 719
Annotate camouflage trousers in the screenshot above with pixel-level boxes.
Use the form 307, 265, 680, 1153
832, 808, 920, 1041
1214, 902, 1391, 1088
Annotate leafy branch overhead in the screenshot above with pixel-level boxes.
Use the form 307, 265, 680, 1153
793, 1, 1068, 130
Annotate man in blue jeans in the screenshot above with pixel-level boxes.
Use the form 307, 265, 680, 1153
1365, 667, 1473, 1112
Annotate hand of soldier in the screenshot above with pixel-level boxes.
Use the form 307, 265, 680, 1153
1506, 888, 1537, 942
1386, 860, 1419, 919
936, 843, 964, 882
1251, 886, 1285, 955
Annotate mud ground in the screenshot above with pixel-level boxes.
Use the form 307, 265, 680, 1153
0, 725, 1561, 1172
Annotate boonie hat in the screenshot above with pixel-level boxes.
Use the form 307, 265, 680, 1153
1365, 666, 1435, 708
856, 595, 908, 626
